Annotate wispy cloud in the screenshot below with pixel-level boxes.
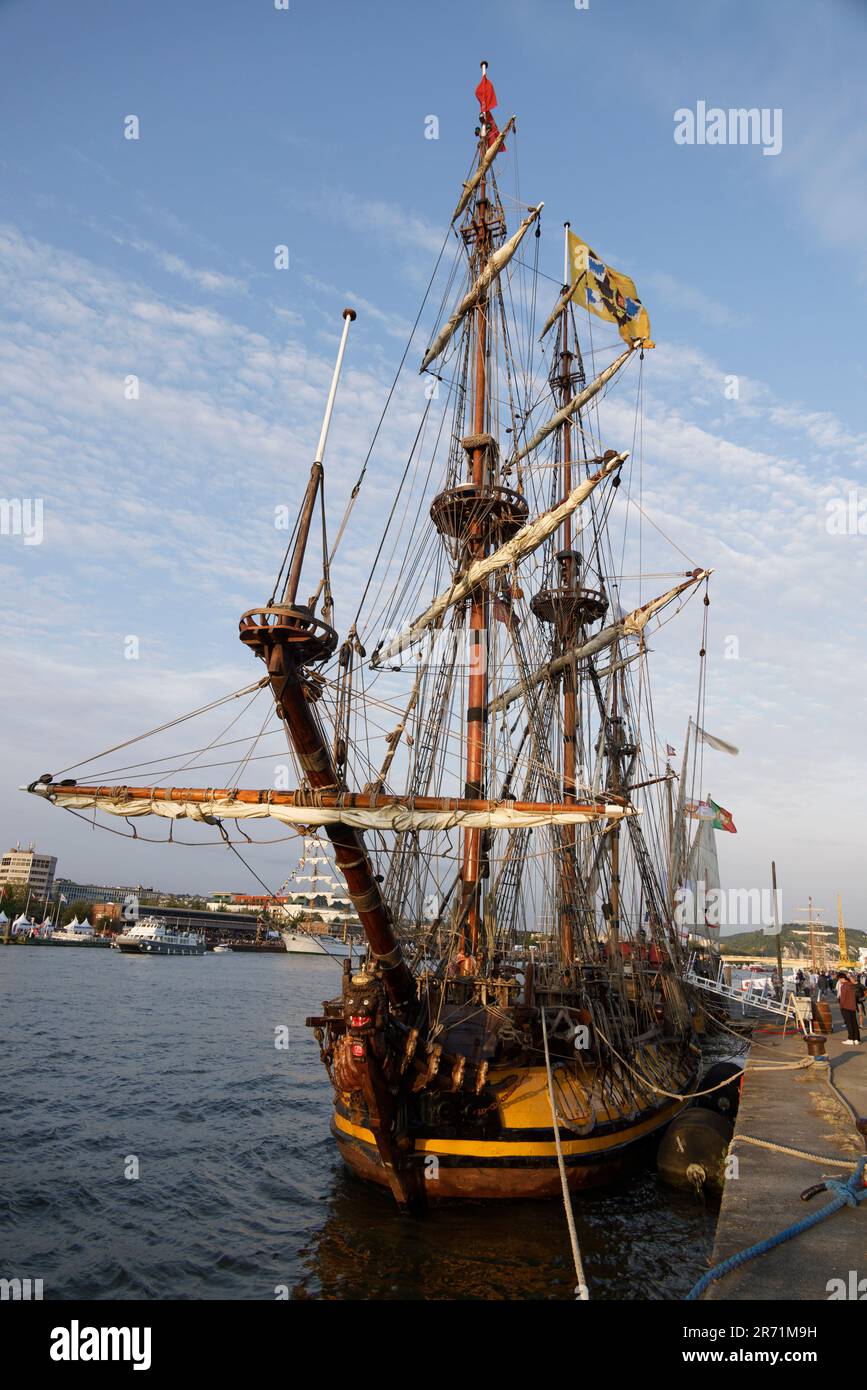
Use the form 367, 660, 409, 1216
108, 231, 247, 296
300, 187, 444, 258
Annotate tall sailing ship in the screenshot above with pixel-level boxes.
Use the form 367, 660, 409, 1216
278, 837, 356, 956
25, 68, 717, 1206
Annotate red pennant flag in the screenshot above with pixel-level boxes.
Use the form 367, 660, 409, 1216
475, 74, 497, 112
493, 592, 520, 630
474, 70, 505, 152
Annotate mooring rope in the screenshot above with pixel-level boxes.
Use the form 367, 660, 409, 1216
731, 1135, 858, 1168
540, 1008, 589, 1301
685, 1155, 867, 1301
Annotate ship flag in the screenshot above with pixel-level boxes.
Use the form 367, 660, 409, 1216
475, 64, 504, 149
708, 797, 737, 834
567, 230, 654, 348
693, 722, 739, 756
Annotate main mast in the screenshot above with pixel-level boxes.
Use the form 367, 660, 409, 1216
555, 223, 580, 961
461, 81, 494, 963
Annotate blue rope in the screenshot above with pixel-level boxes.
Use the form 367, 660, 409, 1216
686, 1155, 867, 1301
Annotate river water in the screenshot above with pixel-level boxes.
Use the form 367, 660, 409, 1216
1, 947, 720, 1300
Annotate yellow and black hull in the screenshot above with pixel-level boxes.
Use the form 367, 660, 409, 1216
332, 1056, 699, 1200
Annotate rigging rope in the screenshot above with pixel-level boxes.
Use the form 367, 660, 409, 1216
53, 680, 270, 776
541, 1007, 590, 1301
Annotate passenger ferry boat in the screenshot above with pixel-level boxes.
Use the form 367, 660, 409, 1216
113, 920, 206, 957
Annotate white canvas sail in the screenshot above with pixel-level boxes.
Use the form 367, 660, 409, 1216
451, 117, 515, 221
33, 787, 634, 833
679, 816, 721, 933
371, 451, 626, 667
420, 204, 543, 371
511, 346, 633, 463
489, 571, 710, 714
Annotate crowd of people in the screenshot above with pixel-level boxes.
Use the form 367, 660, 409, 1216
793, 966, 866, 1045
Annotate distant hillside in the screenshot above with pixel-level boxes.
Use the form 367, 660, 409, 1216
720, 922, 867, 959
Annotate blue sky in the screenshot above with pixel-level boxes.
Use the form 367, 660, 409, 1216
1, 0, 865, 930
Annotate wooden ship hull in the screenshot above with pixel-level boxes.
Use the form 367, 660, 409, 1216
331, 1059, 698, 1200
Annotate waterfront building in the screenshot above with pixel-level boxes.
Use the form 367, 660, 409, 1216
0, 843, 57, 899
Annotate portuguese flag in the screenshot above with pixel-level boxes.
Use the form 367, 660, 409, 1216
709, 797, 737, 834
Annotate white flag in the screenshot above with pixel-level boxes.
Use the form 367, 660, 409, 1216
693, 722, 738, 757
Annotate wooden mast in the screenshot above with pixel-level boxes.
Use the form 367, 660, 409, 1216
608, 670, 621, 948
771, 860, 783, 993
558, 222, 577, 963
460, 89, 492, 963
240, 308, 414, 1007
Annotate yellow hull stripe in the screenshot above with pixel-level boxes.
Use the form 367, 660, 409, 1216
333, 1097, 686, 1159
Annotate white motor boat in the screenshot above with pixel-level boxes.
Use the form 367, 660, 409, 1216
113, 920, 206, 957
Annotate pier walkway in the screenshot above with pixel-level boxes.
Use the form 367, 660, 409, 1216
703, 1000, 867, 1301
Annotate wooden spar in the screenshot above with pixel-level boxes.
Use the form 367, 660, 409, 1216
244, 304, 413, 1007
265, 644, 414, 1006
34, 783, 629, 817
461, 144, 491, 956
608, 667, 621, 946
282, 308, 355, 607
772, 861, 783, 989
558, 227, 577, 963
451, 116, 515, 222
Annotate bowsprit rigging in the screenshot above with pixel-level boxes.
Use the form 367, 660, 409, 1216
25, 64, 723, 1211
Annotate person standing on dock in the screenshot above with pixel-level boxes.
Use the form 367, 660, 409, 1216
838, 973, 861, 1045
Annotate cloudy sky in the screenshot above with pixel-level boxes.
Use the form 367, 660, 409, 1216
1, 0, 865, 931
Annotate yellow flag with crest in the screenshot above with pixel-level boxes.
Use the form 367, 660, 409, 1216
567, 230, 654, 348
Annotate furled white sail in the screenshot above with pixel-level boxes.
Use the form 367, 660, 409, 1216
371, 451, 627, 667
538, 272, 584, 342
511, 345, 633, 464
669, 718, 692, 910
31, 788, 634, 832
452, 117, 515, 222
679, 816, 721, 933
420, 204, 544, 372
489, 571, 711, 714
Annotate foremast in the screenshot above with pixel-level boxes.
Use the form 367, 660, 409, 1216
239, 309, 414, 1008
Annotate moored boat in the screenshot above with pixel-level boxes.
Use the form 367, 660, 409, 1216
49, 916, 111, 947
113, 920, 206, 957
24, 64, 721, 1208
281, 928, 351, 957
